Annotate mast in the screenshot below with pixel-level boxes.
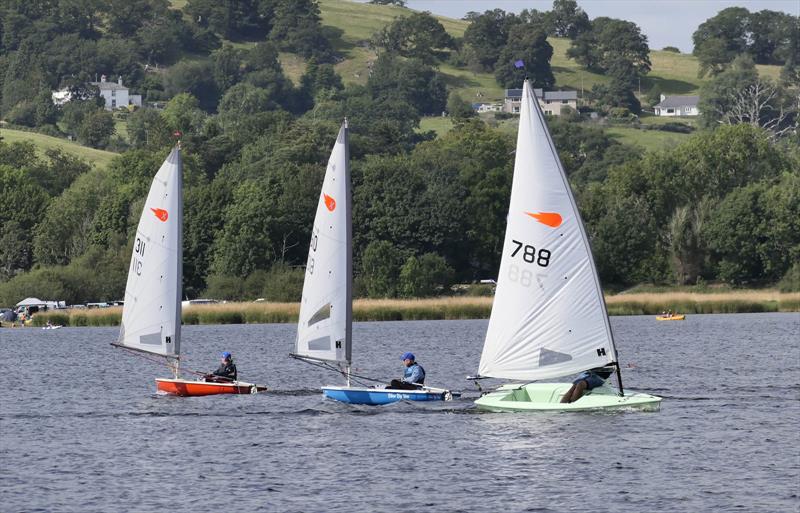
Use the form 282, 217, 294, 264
343, 117, 352, 373
173, 140, 183, 378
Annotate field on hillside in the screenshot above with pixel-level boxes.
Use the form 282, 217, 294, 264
0, 128, 118, 168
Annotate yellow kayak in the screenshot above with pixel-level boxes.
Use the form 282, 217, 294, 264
656, 314, 685, 321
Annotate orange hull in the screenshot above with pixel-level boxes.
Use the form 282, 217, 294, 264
155, 378, 267, 397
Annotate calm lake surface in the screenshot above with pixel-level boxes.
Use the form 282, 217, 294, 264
1, 313, 798, 512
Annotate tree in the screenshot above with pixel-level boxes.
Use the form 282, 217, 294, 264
372, 12, 454, 64
698, 55, 759, 128
710, 78, 799, 140
399, 253, 455, 297
462, 9, 519, 72
163, 60, 220, 111
360, 240, 404, 297
666, 201, 712, 285
161, 93, 207, 136
588, 79, 642, 114
548, 0, 590, 39
269, 0, 334, 62
568, 17, 650, 86
78, 109, 115, 148
126, 108, 172, 149
367, 53, 447, 115
494, 24, 554, 89
447, 92, 476, 120
184, 0, 271, 40
747, 10, 797, 65
211, 45, 246, 92
0, 221, 32, 281
692, 7, 751, 77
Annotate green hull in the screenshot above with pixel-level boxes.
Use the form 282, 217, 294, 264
474, 383, 662, 412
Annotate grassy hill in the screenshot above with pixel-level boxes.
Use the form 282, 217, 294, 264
0, 128, 118, 169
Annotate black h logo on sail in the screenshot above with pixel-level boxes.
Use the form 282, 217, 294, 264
166, 336, 171, 344
596, 347, 606, 356
335, 340, 342, 349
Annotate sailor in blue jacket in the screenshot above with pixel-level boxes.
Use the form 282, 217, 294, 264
388, 352, 425, 390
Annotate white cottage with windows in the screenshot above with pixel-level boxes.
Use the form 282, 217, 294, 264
654, 95, 699, 116
90, 75, 142, 110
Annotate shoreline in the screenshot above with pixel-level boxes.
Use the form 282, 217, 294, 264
4, 291, 798, 328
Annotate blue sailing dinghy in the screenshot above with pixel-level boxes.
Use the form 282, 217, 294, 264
290, 120, 454, 406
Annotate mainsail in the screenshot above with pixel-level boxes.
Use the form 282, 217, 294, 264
478, 81, 616, 382
117, 147, 183, 358
294, 121, 352, 365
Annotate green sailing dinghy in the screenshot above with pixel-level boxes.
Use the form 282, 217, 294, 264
472, 80, 661, 413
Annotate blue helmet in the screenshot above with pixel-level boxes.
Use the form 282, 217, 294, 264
400, 352, 415, 361
221, 351, 232, 360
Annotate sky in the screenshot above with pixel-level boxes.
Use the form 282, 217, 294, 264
394, 0, 800, 53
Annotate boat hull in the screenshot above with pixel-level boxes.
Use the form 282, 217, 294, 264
474, 383, 661, 412
656, 315, 685, 321
322, 386, 452, 405
155, 378, 267, 397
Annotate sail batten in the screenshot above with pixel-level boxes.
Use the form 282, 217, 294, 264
478, 81, 616, 382
117, 147, 183, 358
295, 121, 352, 365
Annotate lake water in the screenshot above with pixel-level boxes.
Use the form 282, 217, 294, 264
1, 313, 798, 512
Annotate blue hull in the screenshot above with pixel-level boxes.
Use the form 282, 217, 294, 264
322, 386, 448, 405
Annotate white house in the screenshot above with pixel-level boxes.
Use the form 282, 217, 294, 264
53, 75, 142, 110
503, 88, 578, 115
472, 102, 503, 113
90, 75, 142, 110
654, 95, 700, 116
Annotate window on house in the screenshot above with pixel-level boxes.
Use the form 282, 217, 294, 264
111, 99, 116, 108
667, 108, 674, 114
111, 89, 116, 97
562, 99, 568, 104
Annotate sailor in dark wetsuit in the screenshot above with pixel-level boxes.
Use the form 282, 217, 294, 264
560, 366, 615, 403
205, 352, 237, 382
387, 352, 426, 390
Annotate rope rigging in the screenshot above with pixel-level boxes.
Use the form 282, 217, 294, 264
290, 355, 387, 388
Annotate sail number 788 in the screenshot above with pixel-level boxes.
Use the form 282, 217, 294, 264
511, 240, 550, 267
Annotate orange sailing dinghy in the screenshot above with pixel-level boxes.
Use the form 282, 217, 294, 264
112, 143, 266, 397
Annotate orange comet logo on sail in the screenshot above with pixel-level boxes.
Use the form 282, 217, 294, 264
525, 211, 562, 228
151, 208, 169, 222
323, 193, 336, 212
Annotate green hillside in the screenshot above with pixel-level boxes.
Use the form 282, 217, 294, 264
162, 0, 782, 101
315, 0, 781, 100
0, 128, 118, 169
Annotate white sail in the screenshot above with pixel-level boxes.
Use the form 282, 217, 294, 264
295, 121, 352, 364
478, 81, 616, 382
118, 147, 183, 358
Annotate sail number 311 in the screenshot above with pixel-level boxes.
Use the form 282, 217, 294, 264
511, 240, 550, 267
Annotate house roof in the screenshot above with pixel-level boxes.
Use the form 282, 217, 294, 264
16, 297, 47, 306
91, 81, 128, 91
504, 88, 577, 100
655, 95, 699, 109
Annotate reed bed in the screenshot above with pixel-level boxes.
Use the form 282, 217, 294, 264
18, 291, 798, 328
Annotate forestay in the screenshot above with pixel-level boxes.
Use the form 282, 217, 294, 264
478, 81, 616, 382
295, 121, 352, 364
118, 147, 183, 358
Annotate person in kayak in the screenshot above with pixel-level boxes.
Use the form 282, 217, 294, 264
205, 352, 237, 383
388, 352, 425, 390
560, 366, 615, 403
